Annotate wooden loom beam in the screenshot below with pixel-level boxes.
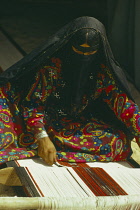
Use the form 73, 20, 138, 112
0, 195, 139, 210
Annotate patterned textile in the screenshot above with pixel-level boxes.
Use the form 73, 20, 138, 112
0, 57, 140, 164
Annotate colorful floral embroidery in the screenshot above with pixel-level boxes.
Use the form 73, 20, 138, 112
0, 59, 139, 164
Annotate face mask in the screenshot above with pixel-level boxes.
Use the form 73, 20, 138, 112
62, 28, 101, 116
71, 28, 100, 54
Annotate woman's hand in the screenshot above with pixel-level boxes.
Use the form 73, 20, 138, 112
37, 136, 57, 166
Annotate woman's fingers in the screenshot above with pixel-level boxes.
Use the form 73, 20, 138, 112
43, 152, 56, 166
37, 137, 56, 166
47, 151, 56, 166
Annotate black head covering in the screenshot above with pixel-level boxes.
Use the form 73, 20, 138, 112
59, 28, 102, 115
0, 16, 133, 103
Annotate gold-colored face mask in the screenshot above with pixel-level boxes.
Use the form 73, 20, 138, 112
72, 45, 97, 55
72, 43, 97, 55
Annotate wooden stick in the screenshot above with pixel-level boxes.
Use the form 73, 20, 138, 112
0, 195, 139, 209
0, 167, 22, 186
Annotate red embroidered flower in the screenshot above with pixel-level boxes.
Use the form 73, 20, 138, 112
121, 106, 135, 121
106, 85, 114, 94
98, 88, 103, 93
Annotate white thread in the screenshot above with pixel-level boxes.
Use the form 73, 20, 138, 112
16, 158, 140, 204
35, 131, 48, 139
87, 162, 140, 195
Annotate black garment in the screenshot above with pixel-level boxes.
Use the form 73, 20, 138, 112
0, 16, 133, 102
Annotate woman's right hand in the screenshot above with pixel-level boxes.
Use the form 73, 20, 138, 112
37, 137, 57, 166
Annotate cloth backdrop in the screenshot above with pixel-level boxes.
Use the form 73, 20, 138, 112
107, 0, 140, 91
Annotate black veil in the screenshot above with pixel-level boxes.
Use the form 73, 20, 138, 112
0, 16, 133, 101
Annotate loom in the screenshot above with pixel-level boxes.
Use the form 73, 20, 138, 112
0, 158, 139, 210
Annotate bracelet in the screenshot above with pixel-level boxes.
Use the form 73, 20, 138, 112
35, 131, 48, 139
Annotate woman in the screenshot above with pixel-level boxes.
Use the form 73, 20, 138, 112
0, 16, 140, 165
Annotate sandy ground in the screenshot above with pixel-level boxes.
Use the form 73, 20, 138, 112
131, 140, 140, 164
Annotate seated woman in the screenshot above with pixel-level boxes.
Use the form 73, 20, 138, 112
0, 16, 140, 165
